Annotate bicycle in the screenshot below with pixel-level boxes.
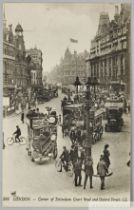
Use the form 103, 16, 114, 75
7, 134, 26, 145
55, 157, 73, 177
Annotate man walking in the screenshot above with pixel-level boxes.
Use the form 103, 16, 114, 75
73, 158, 82, 187
103, 144, 110, 169
60, 146, 70, 172
83, 156, 94, 189
21, 111, 24, 123
97, 155, 108, 190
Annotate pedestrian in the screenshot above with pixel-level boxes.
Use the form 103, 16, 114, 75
60, 146, 70, 172
103, 144, 110, 169
76, 128, 82, 145
97, 155, 108, 190
70, 129, 76, 144
21, 111, 24, 123
78, 147, 85, 165
58, 114, 62, 125
73, 158, 82, 187
69, 145, 78, 167
127, 152, 131, 167
83, 156, 94, 189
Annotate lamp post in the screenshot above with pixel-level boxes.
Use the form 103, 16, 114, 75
74, 76, 99, 157
74, 76, 81, 102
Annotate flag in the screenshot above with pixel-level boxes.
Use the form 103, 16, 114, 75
70, 38, 78, 43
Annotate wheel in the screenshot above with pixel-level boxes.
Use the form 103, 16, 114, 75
19, 136, 26, 145
7, 137, 14, 145
53, 147, 58, 159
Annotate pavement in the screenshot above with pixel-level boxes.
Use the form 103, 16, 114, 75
2, 91, 131, 207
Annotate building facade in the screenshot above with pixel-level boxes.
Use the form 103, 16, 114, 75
3, 23, 16, 97
15, 24, 31, 91
3, 10, 43, 112
50, 48, 89, 86
87, 4, 131, 94
26, 47, 43, 90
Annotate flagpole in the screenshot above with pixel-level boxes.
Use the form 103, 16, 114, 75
74, 50, 78, 77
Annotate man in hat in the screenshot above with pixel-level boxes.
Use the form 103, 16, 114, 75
83, 156, 94, 189
103, 144, 110, 169
73, 158, 82, 187
60, 146, 70, 171
97, 155, 108, 190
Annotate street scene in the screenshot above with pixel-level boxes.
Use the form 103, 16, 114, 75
3, 3, 131, 208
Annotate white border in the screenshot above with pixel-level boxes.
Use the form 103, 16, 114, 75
0, 0, 133, 209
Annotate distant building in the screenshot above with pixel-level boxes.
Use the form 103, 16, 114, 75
50, 48, 89, 86
26, 47, 43, 90
86, 4, 131, 95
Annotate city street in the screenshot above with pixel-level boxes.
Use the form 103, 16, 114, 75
3, 91, 130, 207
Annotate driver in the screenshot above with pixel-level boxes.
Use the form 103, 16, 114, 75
13, 125, 21, 142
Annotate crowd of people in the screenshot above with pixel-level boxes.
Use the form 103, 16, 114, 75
59, 143, 111, 190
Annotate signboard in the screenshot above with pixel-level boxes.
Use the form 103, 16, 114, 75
32, 118, 49, 129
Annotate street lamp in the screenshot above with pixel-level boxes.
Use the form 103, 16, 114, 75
84, 76, 99, 157
74, 76, 98, 157
74, 76, 81, 102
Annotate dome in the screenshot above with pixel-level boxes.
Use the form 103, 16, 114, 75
15, 23, 23, 33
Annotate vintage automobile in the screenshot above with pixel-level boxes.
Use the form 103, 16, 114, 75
105, 100, 124, 132
26, 110, 58, 164
36, 87, 58, 103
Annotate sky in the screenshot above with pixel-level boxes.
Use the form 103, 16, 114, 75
4, 3, 120, 74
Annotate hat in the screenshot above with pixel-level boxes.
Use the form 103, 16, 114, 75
100, 155, 104, 160
104, 144, 109, 148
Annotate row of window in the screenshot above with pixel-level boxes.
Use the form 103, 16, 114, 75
91, 39, 127, 56
90, 57, 126, 77
3, 45, 15, 57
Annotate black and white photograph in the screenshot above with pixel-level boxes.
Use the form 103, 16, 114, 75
2, 2, 131, 207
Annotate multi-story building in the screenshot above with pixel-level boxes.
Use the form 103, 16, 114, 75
26, 47, 43, 90
50, 48, 89, 86
3, 20, 16, 97
15, 23, 31, 91
86, 4, 131, 94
